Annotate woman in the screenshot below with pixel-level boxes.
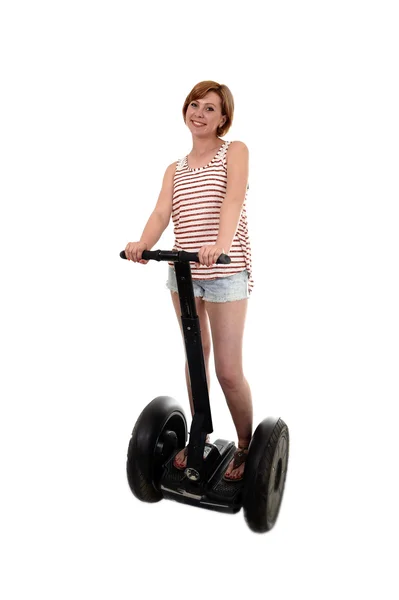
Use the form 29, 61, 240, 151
124, 81, 254, 481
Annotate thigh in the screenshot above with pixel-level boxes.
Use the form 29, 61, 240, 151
205, 298, 248, 377
170, 291, 212, 354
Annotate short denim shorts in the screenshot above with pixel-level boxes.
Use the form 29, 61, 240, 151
166, 267, 249, 303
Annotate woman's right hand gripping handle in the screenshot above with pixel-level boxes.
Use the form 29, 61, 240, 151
124, 241, 149, 264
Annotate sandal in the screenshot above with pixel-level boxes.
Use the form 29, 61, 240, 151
223, 447, 249, 482
173, 445, 189, 470
173, 436, 211, 470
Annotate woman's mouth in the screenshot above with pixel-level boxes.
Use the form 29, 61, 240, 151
192, 120, 206, 127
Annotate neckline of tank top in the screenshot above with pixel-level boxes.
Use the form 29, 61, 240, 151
184, 140, 229, 172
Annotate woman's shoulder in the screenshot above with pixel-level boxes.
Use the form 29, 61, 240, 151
161, 161, 180, 184
224, 141, 249, 168
226, 140, 249, 152
165, 158, 184, 172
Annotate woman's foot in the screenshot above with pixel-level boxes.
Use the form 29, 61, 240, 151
223, 447, 249, 481
173, 436, 211, 470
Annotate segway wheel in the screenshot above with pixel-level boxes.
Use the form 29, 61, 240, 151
243, 417, 289, 533
126, 396, 187, 503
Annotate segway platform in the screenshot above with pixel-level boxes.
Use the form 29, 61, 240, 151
160, 440, 243, 514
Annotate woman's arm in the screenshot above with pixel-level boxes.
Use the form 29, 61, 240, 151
139, 162, 176, 248
216, 141, 249, 253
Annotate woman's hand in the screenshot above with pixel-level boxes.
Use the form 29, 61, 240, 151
195, 244, 225, 268
124, 241, 149, 264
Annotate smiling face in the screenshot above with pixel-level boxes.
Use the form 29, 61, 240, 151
185, 91, 227, 138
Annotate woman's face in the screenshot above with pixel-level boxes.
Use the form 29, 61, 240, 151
185, 91, 226, 137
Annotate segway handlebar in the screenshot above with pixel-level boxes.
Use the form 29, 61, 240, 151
120, 249, 231, 265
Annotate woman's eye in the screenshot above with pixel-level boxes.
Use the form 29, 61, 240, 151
190, 102, 213, 111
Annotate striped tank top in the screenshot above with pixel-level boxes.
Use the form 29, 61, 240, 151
168, 140, 254, 294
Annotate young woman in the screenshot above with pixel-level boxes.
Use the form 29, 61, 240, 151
124, 81, 254, 481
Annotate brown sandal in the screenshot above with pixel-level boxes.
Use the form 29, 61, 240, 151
173, 436, 211, 471
173, 445, 189, 470
223, 447, 249, 482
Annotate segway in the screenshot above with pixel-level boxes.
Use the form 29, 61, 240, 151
120, 249, 289, 533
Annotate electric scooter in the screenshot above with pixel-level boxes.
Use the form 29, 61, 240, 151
120, 248, 289, 533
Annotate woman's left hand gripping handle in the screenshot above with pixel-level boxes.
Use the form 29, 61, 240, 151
124, 241, 149, 264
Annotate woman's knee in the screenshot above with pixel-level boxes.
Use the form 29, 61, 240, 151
216, 364, 243, 389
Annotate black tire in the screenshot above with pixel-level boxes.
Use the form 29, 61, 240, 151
126, 396, 187, 503
243, 417, 289, 533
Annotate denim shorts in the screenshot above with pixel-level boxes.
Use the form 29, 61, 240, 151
166, 267, 249, 303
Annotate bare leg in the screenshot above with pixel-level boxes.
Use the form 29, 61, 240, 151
220, 375, 253, 448
205, 298, 253, 480
219, 375, 253, 479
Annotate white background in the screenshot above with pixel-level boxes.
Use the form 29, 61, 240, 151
1, 1, 398, 598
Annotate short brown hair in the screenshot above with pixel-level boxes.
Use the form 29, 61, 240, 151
182, 81, 234, 137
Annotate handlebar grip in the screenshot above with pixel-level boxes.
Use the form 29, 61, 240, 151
120, 249, 231, 264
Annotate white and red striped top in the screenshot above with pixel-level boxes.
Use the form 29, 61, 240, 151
168, 140, 254, 294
